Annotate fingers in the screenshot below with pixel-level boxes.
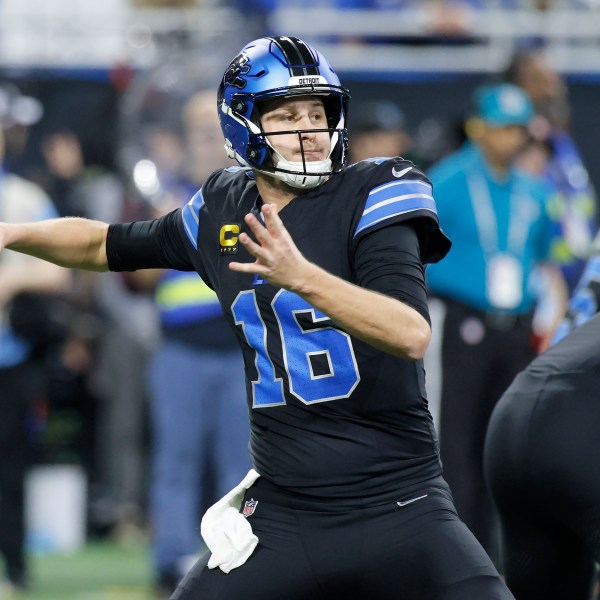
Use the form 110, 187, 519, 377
238, 212, 269, 260
241, 204, 285, 251
243, 212, 270, 245
228, 260, 268, 275
238, 232, 266, 260
229, 205, 303, 289
231, 205, 290, 276
261, 204, 283, 236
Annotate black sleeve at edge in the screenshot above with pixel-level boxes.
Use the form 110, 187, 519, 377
107, 209, 194, 272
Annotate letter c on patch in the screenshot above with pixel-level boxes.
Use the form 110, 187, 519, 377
220, 224, 240, 247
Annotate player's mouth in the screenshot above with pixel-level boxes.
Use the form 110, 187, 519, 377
300, 149, 326, 161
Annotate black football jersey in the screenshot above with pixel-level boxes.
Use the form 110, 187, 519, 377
108, 157, 451, 499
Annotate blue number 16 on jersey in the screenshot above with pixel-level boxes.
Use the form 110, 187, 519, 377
231, 289, 361, 407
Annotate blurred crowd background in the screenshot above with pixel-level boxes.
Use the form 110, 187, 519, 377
1, 0, 599, 597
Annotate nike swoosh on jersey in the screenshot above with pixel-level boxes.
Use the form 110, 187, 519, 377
396, 494, 428, 507
392, 166, 413, 178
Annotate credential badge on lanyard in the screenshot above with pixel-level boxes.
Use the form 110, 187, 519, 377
468, 171, 527, 310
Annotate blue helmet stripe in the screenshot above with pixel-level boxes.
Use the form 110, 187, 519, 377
181, 188, 204, 250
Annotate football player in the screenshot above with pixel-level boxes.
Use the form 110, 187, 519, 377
0, 36, 514, 599
485, 232, 600, 599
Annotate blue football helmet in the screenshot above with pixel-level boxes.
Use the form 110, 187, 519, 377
217, 36, 350, 189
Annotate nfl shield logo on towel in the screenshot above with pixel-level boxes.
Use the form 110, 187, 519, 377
242, 498, 258, 517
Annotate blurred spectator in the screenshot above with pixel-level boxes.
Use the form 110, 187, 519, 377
348, 99, 411, 163
36, 126, 155, 539
426, 83, 567, 562
551, 234, 600, 351
505, 50, 598, 293
0, 84, 69, 594
40, 129, 123, 223
425, 1, 476, 37
131, 89, 250, 598
0, 84, 43, 175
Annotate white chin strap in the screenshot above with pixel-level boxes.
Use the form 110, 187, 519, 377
225, 103, 342, 189
265, 127, 338, 189
269, 154, 333, 189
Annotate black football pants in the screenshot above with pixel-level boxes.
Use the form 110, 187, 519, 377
485, 369, 600, 600
172, 476, 513, 599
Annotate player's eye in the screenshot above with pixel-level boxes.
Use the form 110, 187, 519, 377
267, 111, 293, 123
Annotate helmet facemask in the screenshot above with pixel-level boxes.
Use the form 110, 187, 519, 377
263, 129, 335, 189
218, 37, 350, 189
249, 92, 348, 188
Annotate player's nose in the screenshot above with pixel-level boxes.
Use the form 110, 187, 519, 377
297, 114, 317, 132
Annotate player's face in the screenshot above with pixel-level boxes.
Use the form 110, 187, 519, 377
260, 97, 331, 163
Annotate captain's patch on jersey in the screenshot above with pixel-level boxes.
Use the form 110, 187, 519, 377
220, 223, 241, 254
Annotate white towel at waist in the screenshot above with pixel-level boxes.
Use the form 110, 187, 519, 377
200, 468, 261, 574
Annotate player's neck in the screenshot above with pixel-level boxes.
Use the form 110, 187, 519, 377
255, 173, 299, 211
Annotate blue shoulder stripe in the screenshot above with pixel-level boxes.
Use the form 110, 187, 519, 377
181, 189, 204, 250
354, 179, 436, 238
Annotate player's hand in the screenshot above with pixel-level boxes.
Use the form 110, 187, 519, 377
228, 203, 315, 291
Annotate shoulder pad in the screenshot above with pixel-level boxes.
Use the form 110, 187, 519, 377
351, 157, 435, 238
347, 157, 451, 263
204, 166, 253, 190
181, 188, 204, 250
180, 167, 254, 250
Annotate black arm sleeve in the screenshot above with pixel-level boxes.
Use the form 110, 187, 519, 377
107, 209, 194, 272
354, 221, 430, 324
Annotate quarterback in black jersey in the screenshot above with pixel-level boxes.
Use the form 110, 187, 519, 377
0, 36, 513, 599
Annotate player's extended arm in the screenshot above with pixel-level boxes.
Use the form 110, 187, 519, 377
0, 217, 109, 272
229, 204, 430, 360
